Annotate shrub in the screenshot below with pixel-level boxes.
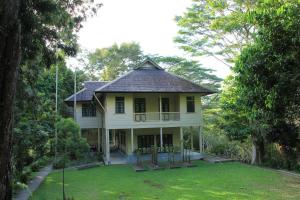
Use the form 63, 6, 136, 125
19, 167, 32, 184
56, 118, 89, 160
30, 156, 51, 172
53, 157, 68, 169
13, 182, 28, 192
263, 143, 298, 170
204, 132, 252, 163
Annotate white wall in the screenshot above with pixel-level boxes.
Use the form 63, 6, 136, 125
105, 93, 202, 129
75, 103, 102, 129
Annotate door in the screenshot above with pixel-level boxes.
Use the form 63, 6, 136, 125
161, 98, 170, 120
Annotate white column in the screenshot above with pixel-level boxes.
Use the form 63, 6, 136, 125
131, 128, 134, 154
106, 129, 110, 164
199, 126, 202, 153
160, 127, 163, 148
97, 128, 101, 152
180, 127, 183, 156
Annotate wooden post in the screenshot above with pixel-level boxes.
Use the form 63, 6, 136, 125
131, 128, 134, 154
106, 129, 110, 164
160, 128, 163, 149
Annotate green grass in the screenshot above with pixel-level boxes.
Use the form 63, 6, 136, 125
31, 161, 300, 200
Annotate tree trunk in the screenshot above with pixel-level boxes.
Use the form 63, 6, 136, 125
251, 136, 265, 165
0, 0, 21, 199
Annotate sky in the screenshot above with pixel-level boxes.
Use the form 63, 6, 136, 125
70, 0, 231, 78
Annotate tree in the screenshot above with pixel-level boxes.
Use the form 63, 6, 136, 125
56, 118, 89, 161
0, 0, 101, 198
153, 56, 222, 92
230, 0, 300, 166
86, 42, 222, 92
87, 42, 145, 80
175, 0, 257, 65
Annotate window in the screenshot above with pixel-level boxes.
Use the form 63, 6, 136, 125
82, 103, 96, 117
134, 98, 146, 113
115, 97, 125, 113
186, 96, 195, 113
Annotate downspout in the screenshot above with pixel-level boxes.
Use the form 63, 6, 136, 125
94, 93, 106, 154
94, 93, 105, 111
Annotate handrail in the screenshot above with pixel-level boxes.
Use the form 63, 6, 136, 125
133, 112, 180, 122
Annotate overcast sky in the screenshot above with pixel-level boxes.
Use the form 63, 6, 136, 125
72, 0, 231, 78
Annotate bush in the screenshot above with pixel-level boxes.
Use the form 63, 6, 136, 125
19, 167, 32, 184
56, 118, 89, 160
263, 143, 298, 170
204, 132, 252, 163
13, 181, 28, 192
30, 156, 51, 172
53, 157, 68, 169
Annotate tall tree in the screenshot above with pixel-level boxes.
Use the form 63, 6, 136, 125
229, 0, 300, 166
175, 0, 257, 65
87, 42, 145, 80
0, 0, 101, 198
153, 56, 222, 92
0, 1, 21, 198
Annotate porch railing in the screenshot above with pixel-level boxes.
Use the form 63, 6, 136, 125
134, 112, 180, 122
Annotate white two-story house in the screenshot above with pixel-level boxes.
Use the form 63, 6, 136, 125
65, 58, 214, 164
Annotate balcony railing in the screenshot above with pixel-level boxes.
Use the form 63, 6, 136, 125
134, 112, 180, 122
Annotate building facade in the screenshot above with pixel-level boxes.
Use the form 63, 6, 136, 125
65, 58, 214, 164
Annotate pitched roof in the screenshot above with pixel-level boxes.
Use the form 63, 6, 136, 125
95, 59, 214, 94
64, 81, 108, 105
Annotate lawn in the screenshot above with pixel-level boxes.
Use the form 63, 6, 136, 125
31, 161, 300, 200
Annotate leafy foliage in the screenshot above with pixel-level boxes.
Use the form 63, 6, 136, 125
87, 42, 145, 80
56, 118, 89, 160
222, 0, 300, 166
175, 0, 257, 65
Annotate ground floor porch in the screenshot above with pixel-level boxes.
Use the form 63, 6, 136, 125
108, 149, 204, 165
81, 126, 204, 165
